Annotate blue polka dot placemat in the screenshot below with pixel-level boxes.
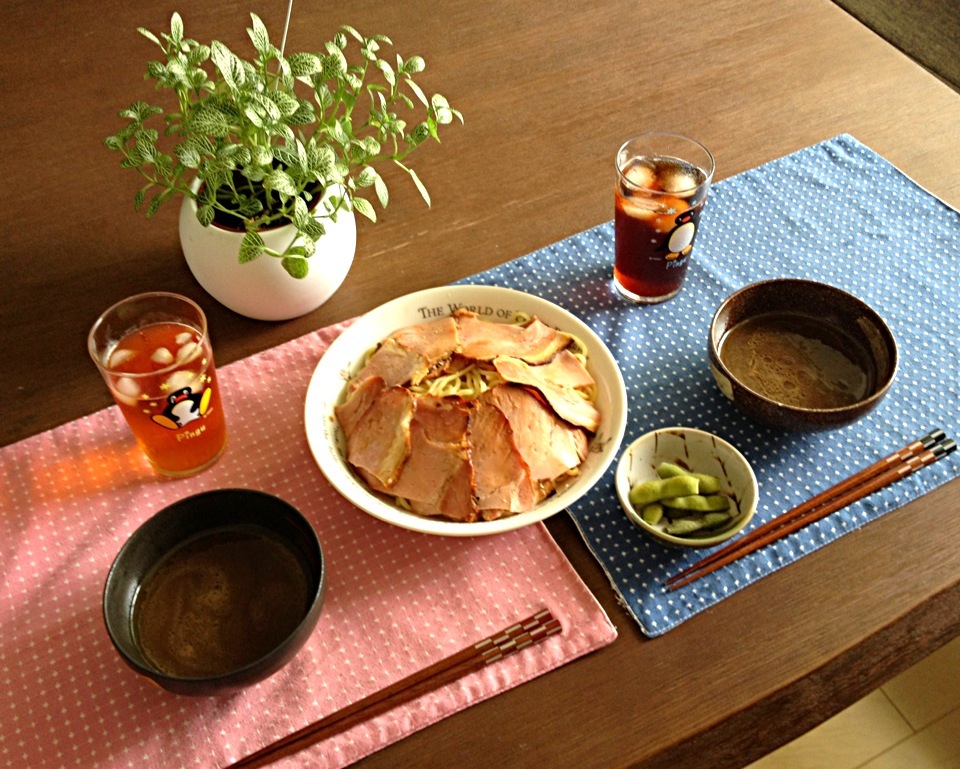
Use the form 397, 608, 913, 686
456, 133, 960, 637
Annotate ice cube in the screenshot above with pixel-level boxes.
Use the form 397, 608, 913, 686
107, 347, 136, 369
113, 376, 140, 406
661, 167, 700, 197
164, 369, 198, 394
653, 196, 691, 232
619, 194, 658, 220
176, 342, 202, 364
175, 331, 196, 346
621, 160, 656, 190
151, 347, 174, 365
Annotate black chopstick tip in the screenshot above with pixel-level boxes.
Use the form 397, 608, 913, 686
935, 438, 957, 457
922, 428, 947, 448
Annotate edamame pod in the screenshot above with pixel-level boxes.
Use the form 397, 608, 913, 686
701, 512, 733, 528
641, 503, 664, 525
656, 462, 723, 494
664, 517, 709, 535
629, 475, 700, 507
661, 493, 731, 512
664, 511, 732, 536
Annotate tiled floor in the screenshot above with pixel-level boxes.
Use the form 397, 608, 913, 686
746, 635, 960, 769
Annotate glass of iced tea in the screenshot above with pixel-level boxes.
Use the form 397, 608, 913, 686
88, 292, 228, 476
614, 132, 715, 304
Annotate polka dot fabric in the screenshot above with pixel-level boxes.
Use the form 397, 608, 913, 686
0, 322, 617, 768
457, 134, 960, 637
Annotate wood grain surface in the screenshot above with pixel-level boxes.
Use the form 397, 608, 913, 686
3, 1, 960, 767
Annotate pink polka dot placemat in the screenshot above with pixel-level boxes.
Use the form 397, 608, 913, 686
0, 320, 617, 769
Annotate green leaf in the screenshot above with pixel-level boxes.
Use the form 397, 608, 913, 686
250, 145, 273, 167
375, 59, 396, 87
352, 196, 376, 222
196, 204, 215, 227
288, 100, 316, 126
404, 77, 428, 107
236, 196, 264, 217
292, 196, 311, 228
138, 27, 161, 46
247, 14, 270, 54
340, 25, 364, 43
243, 105, 266, 129
401, 55, 425, 75
281, 256, 309, 279
263, 169, 298, 197
133, 188, 146, 211
239, 231, 265, 263
187, 44, 210, 66
322, 46, 348, 78
146, 60, 166, 79
145, 192, 165, 218
302, 218, 326, 241
397, 163, 431, 207
175, 144, 201, 169
288, 52, 322, 78
169, 13, 184, 47
211, 41, 245, 91
356, 166, 379, 188
374, 176, 389, 208
190, 104, 231, 137
269, 90, 300, 118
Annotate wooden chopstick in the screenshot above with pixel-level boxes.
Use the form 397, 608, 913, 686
664, 431, 954, 592
663, 429, 944, 588
225, 609, 562, 769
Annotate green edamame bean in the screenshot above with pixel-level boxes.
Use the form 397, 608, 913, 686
661, 493, 731, 512
656, 462, 722, 495
664, 511, 732, 536
664, 517, 709, 535
629, 475, 700, 507
701, 512, 733, 528
641, 503, 664, 525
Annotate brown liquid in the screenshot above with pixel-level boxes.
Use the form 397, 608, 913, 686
134, 527, 311, 679
719, 313, 872, 409
106, 321, 227, 476
614, 156, 708, 302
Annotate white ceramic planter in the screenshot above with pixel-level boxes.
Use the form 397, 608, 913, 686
179, 187, 356, 321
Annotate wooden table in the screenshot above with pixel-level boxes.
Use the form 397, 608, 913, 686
5, 0, 960, 766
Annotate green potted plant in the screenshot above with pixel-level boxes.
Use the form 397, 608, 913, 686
105, 12, 462, 320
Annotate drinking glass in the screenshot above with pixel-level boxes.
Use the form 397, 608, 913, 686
614, 132, 715, 304
88, 292, 228, 476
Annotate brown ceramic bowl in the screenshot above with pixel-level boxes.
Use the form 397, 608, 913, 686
708, 279, 898, 431
103, 489, 326, 696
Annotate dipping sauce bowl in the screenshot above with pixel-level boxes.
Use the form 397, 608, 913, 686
103, 489, 326, 696
708, 279, 898, 431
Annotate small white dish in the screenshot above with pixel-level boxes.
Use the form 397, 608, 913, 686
615, 427, 759, 548
304, 284, 628, 536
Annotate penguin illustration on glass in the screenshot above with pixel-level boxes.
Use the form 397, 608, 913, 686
663, 210, 698, 261
152, 386, 213, 430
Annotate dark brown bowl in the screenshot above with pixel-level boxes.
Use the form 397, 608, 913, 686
103, 489, 325, 696
708, 279, 898, 431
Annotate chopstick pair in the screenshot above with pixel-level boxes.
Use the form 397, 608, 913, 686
664, 429, 956, 592
226, 609, 562, 769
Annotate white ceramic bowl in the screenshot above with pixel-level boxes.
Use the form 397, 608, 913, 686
305, 285, 628, 536
615, 427, 758, 548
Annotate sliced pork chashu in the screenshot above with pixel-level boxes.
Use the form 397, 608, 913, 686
338, 385, 415, 487
388, 396, 478, 521
479, 384, 589, 482
350, 338, 428, 390
492, 354, 601, 432
454, 309, 572, 364
468, 400, 540, 516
